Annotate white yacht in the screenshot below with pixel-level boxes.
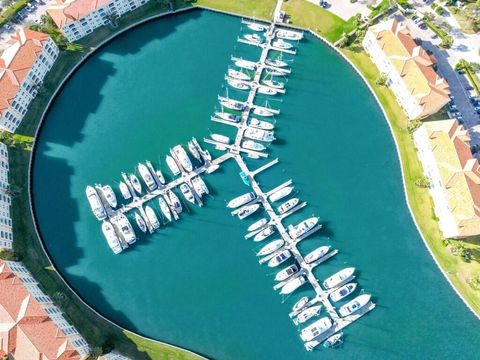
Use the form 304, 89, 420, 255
172, 145, 193, 173
280, 275, 306, 295
234, 59, 257, 70
215, 111, 240, 123
292, 296, 310, 315
220, 98, 244, 111
192, 176, 209, 195
180, 183, 195, 204
294, 305, 321, 325
118, 181, 131, 200
248, 218, 268, 232
289, 217, 320, 238
115, 213, 136, 245
258, 86, 278, 96
300, 317, 333, 342
97, 184, 117, 208
242, 140, 266, 151
187, 141, 201, 161
276, 29, 303, 41
253, 226, 274, 242
86, 186, 107, 221
244, 127, 275, 142
253, 107, 275, 117
211, 133, 230, 144
257, 239, 284, 257
134, 213, 147, 233
247, 22, 267, 32
227, 192, 256, 208
268, 249, 291, 267
158, 196, 172, 222
304, 245, 331, 264
166, 155, 180, 176
168, 190, 183, 213
339, 294, 371, 317
277, 198, 299, 214
269, 186, 293, 202
146, 160, 165, 186
237, 203, 260, 220
323, 267, 355, 289
228, 69, 251, 81
262, 79, 285, 89
275, 263, 299, 282
265, 58, 288, 68
248, 118, 274, 130
138, 163, 157, 191
322, 332, 343, 349
145, 206, 160, 230
272, 39, 293, 49
228, 78, 250, 90
164, 194, 179, 220
129, 174, 142, 194
267, 68, 289, 76
330, 283, 357, 302
102, 221, 122, 254
244, 33, 263, 43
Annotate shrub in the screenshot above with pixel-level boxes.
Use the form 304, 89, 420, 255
468, 275, 480, 291
0, 249, 19, 261
435, 6, 445, 15
375, 73, 388, 86
415, 176, 431, 188
0, 0, 30, 27
408, 119, 422, 133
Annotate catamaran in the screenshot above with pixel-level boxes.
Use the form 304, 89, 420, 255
268, 249, 291, 267
215, 111, 240, 123
180, 183, 195, 204
249, 118, 274, 130
253, 226, 274, 242
339, 294, 371, 317
323, 267, 355, 289
97, 184, 117, 208
102, 221, 122, 254
242, 140, 266, 151
269, 186, 293, 202
294, 305, 321, 325
158, 196, 172, 222
138, 163, 157, 191
244, 127, 275, 142
134, 212, 147, 233
272, 39, 293, 49
275, 263, 299, 282
330, 283, 357, 302
118, 181, 131, 200
227, 78, 250, 90
277, 198, 299, 214
300, 317, 333, 342
227, 192, 256, 208
86, 186, 107, 221
304, 245, 331, 264
166, 155, 180, 176
228, 69, 251, 81
289, 217, 319, 238
257, 239, 284, 257
237, 203, 260, 220
172, 145, 193, 173
129, 174, 142, 194
115, 213, 136, 244
145, 206, 160, 230
280, 275, 306, 295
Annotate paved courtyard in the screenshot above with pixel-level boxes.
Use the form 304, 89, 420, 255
306, 0, 373, 21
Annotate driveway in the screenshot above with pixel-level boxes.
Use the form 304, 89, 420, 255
0, 0, 55, 50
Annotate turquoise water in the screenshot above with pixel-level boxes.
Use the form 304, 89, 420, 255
32, 10, 480, 359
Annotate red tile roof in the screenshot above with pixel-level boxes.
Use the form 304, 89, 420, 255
48, 0, 111, 27
0, 260, 82, 359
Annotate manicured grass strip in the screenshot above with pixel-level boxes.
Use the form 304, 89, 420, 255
195, 0, 277, 20
0, 0, 31, 27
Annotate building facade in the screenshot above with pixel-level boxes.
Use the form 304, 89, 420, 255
48, 0, 150, 42
363, 18, 450, 120
0, 260, 90, 358
414, 119, 480, 238
0, 29, 59, 133
0, 142, 12, 250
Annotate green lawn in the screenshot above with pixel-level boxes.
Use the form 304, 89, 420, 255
194, 0, 277, 20
282, 0, 356, 43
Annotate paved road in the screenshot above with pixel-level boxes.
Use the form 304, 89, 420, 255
407, 18, 480, 148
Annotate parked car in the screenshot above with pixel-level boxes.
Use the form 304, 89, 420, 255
465, 85, 474, 91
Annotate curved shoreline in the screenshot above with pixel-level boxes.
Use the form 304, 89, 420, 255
24, 5, 479, 359
27, 7, 208, 359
